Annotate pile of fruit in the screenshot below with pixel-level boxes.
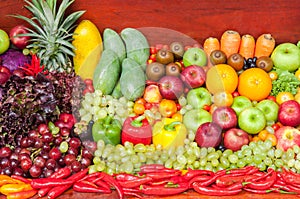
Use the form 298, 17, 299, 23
0, 0, 300, 198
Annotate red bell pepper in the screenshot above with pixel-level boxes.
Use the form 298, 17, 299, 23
121, 115, 152, 145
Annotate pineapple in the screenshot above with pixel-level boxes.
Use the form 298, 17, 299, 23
12, 0, 85, 72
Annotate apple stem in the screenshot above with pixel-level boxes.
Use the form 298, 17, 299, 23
164, 121, 181, 131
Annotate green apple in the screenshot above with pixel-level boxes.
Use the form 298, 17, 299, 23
183, 47, 207, 67
187, 87, 212, 109
0, 29, 10, 54
256, 99, 279, 122
231, 96, 253, 116
238, 107, 266, 134
271, 43, 300, 72
183, 109, 212, 133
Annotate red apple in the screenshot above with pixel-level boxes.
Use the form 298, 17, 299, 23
212, 106, 237, 130
9, 25, 31, 49
180, 65, 206, 88
223, 128, 250, 152
278, 100, 300, 127
143, 84, 162, 103
275, 126, 300, 151
158, 76, 184, 100
195, 122, 222, 148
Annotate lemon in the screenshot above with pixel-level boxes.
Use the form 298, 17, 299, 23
72, 20, 103, 79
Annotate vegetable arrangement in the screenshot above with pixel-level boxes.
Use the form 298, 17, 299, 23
0, 0, 300, 198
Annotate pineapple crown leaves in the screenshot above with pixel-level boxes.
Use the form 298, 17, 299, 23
10, 0, 86, 72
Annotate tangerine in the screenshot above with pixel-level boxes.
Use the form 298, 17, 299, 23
212, 91, 233, 107
238, 68, 272, 101
276, 91, 294, 105
206, 64, 238, 94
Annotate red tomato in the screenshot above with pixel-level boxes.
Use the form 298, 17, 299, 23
9, 25, 31, 49
267, 95, 276, 102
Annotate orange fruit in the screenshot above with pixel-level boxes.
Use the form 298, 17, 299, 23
237, 68, 272, 101
252, 136, 261, 142
265, 133, 277, 146
212, 91, 233, 107
258, 129, 269, 141
133, 103, 145, 115
268, 71, 278, 80
171, 112, 183, 122
206, 64, 238, 94
276, 91, 294, 105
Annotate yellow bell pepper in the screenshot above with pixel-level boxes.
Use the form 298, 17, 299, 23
152, 118, 187, 149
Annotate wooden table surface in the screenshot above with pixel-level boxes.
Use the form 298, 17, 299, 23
22, 189, 299, 199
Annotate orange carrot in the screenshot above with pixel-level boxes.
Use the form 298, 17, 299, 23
203, 37, 220, 57
254, 33, 276, 58
220, 30, 241, 58
239, 34, 255, 59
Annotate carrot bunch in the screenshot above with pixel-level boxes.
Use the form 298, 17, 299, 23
203, 30, 276, 59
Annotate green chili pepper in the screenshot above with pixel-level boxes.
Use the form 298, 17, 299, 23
92, 116, 121, 145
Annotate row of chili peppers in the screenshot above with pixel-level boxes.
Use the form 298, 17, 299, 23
2, 165, 300, 198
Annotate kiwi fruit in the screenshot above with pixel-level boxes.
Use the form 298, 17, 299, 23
146, 62, 165, 81
227, 53, 244, 71
170, 41, 185, 60
165, 62, 181, 77
256, 56, 273, 72
156, 48, 174, 65
210, 50, 227, 65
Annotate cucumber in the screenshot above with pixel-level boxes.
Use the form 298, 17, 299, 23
103, 28, 126, 62
120, 58, 146, 101
120, 28, 150, 71
93, 49, 121, 95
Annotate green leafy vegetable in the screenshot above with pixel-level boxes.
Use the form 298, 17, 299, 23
271, 68, 300, 96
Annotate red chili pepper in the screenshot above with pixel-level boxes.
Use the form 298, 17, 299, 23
10, 175, 32, 184
192, 182, 242, 196
139, 164, 178, 174
282, 170, 300, 185
243, 187, 273, 194
114, 173, 140, 181
47, 168, 88, 199
93, 178, 111, 191
6, 189, 37, 199
145, 170, 181, 181
245, 170, 276, 190
188, 175, 212, 188
37, 167, 72, 197
216, 173, 261, 188
79, 171, 102, 182
98, 172, 124, 199
73, 180, 111, 194
182, 169, 214, 181
196, 169, 227, 187
226, 165, 254, 175
124, 191, 143, 198
31, 178, 74, 189
140, 182, 189, 196
250, 168, 274, 182
118, 176, 153, 188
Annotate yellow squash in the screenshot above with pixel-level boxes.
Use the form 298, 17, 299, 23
72, 20, 103, 80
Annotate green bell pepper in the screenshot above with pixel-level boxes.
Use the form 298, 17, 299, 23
92, 116, 122, 145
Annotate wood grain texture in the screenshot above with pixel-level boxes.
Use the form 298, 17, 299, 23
1, 0, 300, 45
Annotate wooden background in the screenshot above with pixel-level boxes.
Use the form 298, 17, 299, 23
0, 0, 300, 198
1, 0, 300, 46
